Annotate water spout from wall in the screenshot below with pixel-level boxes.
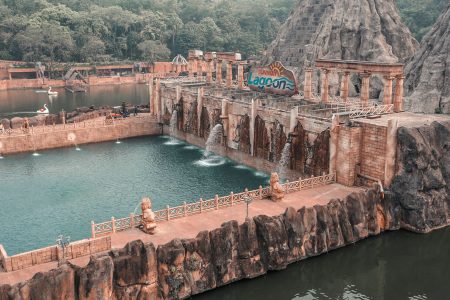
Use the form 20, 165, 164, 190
205, 124, 223, 156
277, 142, 291, 180
195, 124, 226, 167
30, 130, 40, 156
165, 110, 182, 145
170, 110, 178, 137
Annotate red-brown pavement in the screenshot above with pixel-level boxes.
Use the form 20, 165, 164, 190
0, 183, 362, 285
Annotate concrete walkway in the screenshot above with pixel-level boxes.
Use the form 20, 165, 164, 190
0, 183, 362, 285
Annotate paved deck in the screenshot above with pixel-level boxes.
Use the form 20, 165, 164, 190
0, 183, 362, 285
357, 112, 450, 128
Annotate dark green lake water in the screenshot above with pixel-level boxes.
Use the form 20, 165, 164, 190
0, 136, 269, 255
196, 227, 450, 300
0, 84, 149, 118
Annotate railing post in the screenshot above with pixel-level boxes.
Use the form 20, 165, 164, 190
200, 198, 203, 213
230, 192, 234, 206
245, 188, 249, 201
298, 177, 302, 191
285, 180, 289, 193
91, 221, 96, 238
166, 205, 170, 221
130, 213, 135, 228
259, 186, 263, 200
215, 195, 219, 210
111, 217, 116, 233
184, 201, 187, 216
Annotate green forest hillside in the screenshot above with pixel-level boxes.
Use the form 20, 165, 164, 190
0, 0, 447, 63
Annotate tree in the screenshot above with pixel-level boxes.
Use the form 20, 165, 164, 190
138, 40, 170, 63
80, 36, 105, 62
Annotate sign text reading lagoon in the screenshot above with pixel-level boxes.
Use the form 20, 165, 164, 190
247, 61, 298, 96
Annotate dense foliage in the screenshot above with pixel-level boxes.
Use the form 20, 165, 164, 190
0, 0, 447, 64
0, 0, 296, 63
396, 0, 448, 41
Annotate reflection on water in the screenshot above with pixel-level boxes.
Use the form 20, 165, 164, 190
0, 84, 149, 118
195, 227, 450, 300
0, 136, 269, 255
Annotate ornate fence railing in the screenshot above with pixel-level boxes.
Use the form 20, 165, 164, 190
91, 173, 336, 238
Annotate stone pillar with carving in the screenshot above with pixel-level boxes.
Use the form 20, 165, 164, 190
221, 99, 229, 140
237, 63, 244, 89
250, 99, 258, 156
304, 67, 313, 100
216, 60, 222, 86
197, 87, 204, 134
341, 72, 350, 101
383, 76, 394, 105
226, 61, 233, 88
393, 75, 404, 112
360, 73, 371, 107
321, 69, 330, 103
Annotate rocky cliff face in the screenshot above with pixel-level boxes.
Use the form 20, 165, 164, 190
1, 186, 395, 300
390, 120, 450, 232
265, 0, 418, 76
404, 3, 450, 114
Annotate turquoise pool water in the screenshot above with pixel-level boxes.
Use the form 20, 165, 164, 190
0, 136, 269, 255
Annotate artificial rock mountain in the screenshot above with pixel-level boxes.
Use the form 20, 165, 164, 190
264, 0, 418, 92
404, 3, 450, 114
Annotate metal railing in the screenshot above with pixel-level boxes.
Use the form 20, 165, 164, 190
344, 104, 394, 119
91, 173, 336, 238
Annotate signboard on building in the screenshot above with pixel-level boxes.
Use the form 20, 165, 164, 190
247, 61, 298, 96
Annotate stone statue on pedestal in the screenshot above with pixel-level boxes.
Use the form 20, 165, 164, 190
140, 197, 157, 234
270, 172, 285, 201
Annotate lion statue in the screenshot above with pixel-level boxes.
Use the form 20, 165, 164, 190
270, 172, 285, 201
140, 197, 157, 234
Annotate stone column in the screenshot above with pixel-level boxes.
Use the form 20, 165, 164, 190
250, 99, 258, 155
383, 76, 394, 105
221, 99, 229, 139
341, 72, 350, 101
155, 78, 161, 123
393, 75, 404, 112
304, 67, 313, 100
148, 76, 154, 115
321, 69, 330, 103
226, 61, 233, 88
237, 63, 244, 89
360, 73, 371, 107
384, 119, 398, 187
175, 84, 181, 102
197, 60, 203, 79
188, 59, 194, 77
329, 114, 339, 175
290, 107, 298, 133
206, 60, 213, 84
197, 87, 204, 133
216, 60, 222, 86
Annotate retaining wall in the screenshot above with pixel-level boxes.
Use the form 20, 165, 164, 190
0, 185, 402, 299
0, 116, 161, 155
0, 236, 111, 272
